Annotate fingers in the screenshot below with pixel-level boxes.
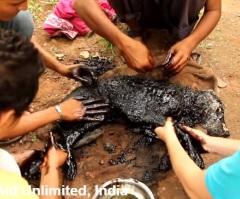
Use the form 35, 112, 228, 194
81, 116, 105, 122
179, 125, 206, 144
81, 99, 110, 113
148, 52, 156, 68
164, 53, 188, 75
85, 109, 109, 115
81, 98, 103, 105
123, 45, 155, 72
179, 125, 197, 136
71, 66, 97, 84
48, 132, 57, 149
74, 97, 110, 121
73, 75, 93, 84
166, 117, 173, 122
85, 103, 110, 110
73, 96, 87, 101
154, 117, 173, 132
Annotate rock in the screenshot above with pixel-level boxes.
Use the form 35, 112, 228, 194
99, 160, 104, 165
55, 54, 65, 60
79, 51, 90, 59
92, 52, 100, 57
217, 77, 228, 88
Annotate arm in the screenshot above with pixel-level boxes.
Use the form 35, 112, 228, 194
39, 147, 68, 199
31, 36, 78, 77
0, 97, 109, 140
206, 138, 240, 156
155, 118, 212, 199
180, 125, 240, 157
166, 0, 221, 74
73, 0, 155, 72
0, 98, 84, 139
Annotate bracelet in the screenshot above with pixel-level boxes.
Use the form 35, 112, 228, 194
54, 105, 63, 120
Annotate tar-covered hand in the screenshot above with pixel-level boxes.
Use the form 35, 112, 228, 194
154, 117, 176, 142
179, 125, 210, 152
58, 97, 110, 122
67, 65, 97, 84
120, 38, 155, 72
164, 38, 195, 75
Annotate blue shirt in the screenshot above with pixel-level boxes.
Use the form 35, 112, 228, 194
205, 149, 240, 199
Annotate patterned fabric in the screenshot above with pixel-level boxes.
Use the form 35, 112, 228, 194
43, 0, 116, 39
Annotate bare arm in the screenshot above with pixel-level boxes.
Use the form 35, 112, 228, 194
0, 99, 83, 139
73, 0, 154, 72
180, 126, 240, 157
0, 107, 59, 139
206, 137, 240, 156
31, 36, 78, 77
39, 147, 68, 199
183, 0, 221, 50
155, 118, 212, 199
167, 0, 221, 74
40, 167, 62, 199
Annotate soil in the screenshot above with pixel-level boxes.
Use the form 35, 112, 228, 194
2, 0, 240, 198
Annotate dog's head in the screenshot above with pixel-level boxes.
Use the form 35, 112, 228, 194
193, 90, 229, 137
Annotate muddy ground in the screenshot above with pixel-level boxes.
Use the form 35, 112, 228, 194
3, 0, 240, 198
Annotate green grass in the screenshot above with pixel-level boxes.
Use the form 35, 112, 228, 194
28, 0, 43, 20
47, 0, 58, 5
97, 38, 116, 58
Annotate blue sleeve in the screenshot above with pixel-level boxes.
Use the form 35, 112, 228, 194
205, 149, 240, 199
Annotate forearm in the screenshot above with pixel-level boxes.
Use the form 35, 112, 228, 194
206, 137, 240, 156
184, 2, 221, 49
39, 167, 62, 199
73, 0, 130, 50
0, 107, 59, 139
165, 135, 211, 199
31, 36, 66, 74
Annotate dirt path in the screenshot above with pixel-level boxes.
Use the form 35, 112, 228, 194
3, 0, 240, 198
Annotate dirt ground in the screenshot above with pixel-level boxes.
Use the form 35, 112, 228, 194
3, 0, 240, 198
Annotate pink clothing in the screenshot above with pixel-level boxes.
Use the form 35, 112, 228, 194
43, 0, 116, 39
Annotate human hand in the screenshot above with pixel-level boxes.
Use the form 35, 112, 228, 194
67, 65, 97, 84
120, 38, 155, 72
164, 38, 195, 75
179, 125, 210, 152
154, 117, 176, 142
43, 146, 68, 169
58, 97, 110, 122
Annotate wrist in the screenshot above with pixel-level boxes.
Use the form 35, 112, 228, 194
202, 136, 215, 153
115, 33, 134, 52
164, 132, 178, 145
48, 106, 62, 121
53, 105, 63, 120
58, 64, 70, 76
183, 36, 198, 51
40, 161, 60, 175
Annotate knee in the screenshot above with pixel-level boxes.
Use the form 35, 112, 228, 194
12, 10, 34, 38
